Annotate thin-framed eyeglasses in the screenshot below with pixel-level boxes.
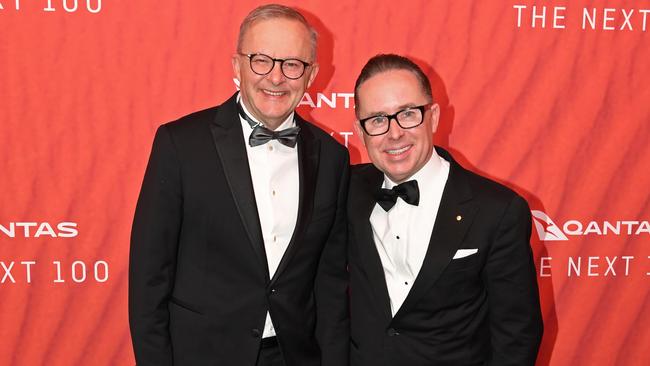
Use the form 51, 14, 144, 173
358, 103, 432, 136
239, 53, 311, 80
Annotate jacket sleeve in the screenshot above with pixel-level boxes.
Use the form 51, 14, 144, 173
129, 125, 182, 366
485, 195, 544, 366
314, 150, 351, 366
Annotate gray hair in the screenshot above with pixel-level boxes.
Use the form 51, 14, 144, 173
237, 4, 318, 61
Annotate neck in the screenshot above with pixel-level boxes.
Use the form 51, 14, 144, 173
387, 175, 414, 185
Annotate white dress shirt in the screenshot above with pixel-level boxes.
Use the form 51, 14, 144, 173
369, 153, 450, 316
239, 97, 299, 337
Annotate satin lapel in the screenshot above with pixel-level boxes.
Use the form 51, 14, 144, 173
209, 95, 269, 279
270, 119, 320, 285
351, 165, 393, 321
394, 157, 478, 319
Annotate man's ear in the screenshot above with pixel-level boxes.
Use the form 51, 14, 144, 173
306, 63, 319, 88
429, 103, 440, 133
353, 120, 366, 147
232, 54, 242, 84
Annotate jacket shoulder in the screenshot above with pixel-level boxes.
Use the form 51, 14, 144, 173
351, 163, 377, 176
349, 163, 381, 190
300, 119, 348, 157
162, 93, 238, 136
162, 106, 219, 133
458, 164, 529, 209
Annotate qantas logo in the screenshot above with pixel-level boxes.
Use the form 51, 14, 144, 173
532, 211, 568, 241
531, 210, 650, 241
0, 222, 78, 238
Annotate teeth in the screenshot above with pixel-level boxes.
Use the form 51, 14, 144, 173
387, 146, 410, 155
263, 90, 284, 96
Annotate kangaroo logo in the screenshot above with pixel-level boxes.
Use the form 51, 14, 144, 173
531, 210, 568, 241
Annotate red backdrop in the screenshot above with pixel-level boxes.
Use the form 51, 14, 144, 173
1, 1, 648, 365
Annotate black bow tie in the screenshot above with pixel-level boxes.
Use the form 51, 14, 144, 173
376, 180, 420, 212
237, 102, 300, 148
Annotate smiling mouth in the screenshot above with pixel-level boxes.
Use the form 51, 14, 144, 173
262, 89, 286, 97
386, 145, 412, 155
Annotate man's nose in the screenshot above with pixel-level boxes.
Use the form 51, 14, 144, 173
386, 117, 405, 139
267, 61, 286, 84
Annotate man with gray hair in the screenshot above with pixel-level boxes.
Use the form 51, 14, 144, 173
129, 5, 350, 366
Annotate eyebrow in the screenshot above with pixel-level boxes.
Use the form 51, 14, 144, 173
247, 52, 309, 61
363, 103, 421, 118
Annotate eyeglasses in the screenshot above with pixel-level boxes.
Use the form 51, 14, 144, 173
239, 53, 311, 80
358, 104, 432, 136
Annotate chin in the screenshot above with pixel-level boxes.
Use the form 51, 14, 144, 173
261, 103, 291, 115
386, 166, 414, 181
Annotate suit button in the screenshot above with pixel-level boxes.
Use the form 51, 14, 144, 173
270, 288, 276, 294
386, 328, 399, 336
251, 328, 261, 338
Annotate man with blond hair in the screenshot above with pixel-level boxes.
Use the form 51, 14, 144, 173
129, 5, 349, 366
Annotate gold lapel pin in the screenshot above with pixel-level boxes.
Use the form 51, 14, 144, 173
456, 215, 462, 221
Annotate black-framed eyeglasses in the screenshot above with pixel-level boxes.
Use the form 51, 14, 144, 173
239, 53, 311, 80
358, 104, 432, 136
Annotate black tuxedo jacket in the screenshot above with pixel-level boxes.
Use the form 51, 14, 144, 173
348, 147, 542, 366
129, 93, 350, 366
